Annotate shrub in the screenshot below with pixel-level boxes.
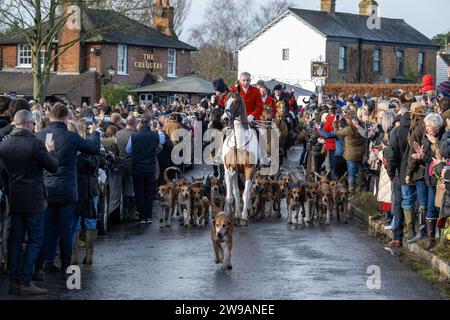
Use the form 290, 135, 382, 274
324, 83, 422, 97
101, 83, 138, 106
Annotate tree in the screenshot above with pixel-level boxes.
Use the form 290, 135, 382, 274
0, 0, 119, 103
85, 0, 192, 36
252, 0, 294, 33
189, 0, 254, 85
189, 0, 294, 85
432, 31, 450, 51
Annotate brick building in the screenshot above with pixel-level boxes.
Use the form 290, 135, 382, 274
238, 0, 439, 92
0, 0, 196, 105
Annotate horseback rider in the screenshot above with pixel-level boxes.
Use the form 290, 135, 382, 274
230, 72, 263, 123
257, 81, 276, 118
212, 78, 230, 109
272, 84, 296, 149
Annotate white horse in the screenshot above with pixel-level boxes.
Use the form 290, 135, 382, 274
220, 93, 259, 226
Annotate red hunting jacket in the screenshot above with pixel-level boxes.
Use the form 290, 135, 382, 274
230, 84, 263, 120
216, 93, 229, 109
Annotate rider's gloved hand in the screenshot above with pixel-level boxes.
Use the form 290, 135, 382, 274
247, 115, 255, 123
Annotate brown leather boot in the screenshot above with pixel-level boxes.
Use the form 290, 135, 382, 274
425, 220, 437, 250
19, 283, 48, 296
83, 230, 97, 265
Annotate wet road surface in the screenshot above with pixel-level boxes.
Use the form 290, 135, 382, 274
0, 146, 443, 300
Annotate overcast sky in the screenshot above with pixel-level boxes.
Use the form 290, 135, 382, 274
179, 0, 450, 42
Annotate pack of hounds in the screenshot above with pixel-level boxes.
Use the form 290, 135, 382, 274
158, 166, 351, 229
157, 166, 351, 270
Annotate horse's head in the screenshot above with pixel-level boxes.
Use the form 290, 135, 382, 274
260, 105, 273, 122
276, 101, 285, 115
221, 92, 248, 128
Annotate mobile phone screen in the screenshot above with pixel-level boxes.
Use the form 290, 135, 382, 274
45, 133, 53, 145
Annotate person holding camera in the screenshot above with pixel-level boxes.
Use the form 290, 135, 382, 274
0, 110, 58, 295
33, 103, 100, 281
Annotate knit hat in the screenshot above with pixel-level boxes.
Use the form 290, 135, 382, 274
438, 81, 450, 98
212, 78, 227, 93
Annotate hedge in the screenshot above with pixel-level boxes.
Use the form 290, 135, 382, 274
324, 83, 422, 97
101, 83, 138, 106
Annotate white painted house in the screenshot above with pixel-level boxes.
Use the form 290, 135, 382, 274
238, 1, 438, 92
239, 11, 326, 92
436, 53, 450, 85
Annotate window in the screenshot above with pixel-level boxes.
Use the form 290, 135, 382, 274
140, 94, 153, 103
396, 49, 404, 75
418, 52, 424, 76
117, 44, 128, 75
17, 44, 32, 68
374, 49, 381, 73
338, 46, 346, 71
167, 49, 176, 77
282, 49, 289, 61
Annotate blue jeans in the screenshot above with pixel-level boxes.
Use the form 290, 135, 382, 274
401, 180, 428, 210
346, 160, 361, 180
9, 211, 44, 285
299, 141, 307, 166
36, 203, 76, 271
392, 178, 405, 240
427, 186, 439, 220
72, 196, 99, 247
415, 179, 428, 208
401, 185, 416, 210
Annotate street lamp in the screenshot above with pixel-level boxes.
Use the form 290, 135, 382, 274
103, 65, 116, 85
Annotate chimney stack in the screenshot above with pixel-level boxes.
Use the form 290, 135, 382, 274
152, 0, 177, 39
321, 0, 336, 14
58, 2, 82, 74
359, 0, 378, 16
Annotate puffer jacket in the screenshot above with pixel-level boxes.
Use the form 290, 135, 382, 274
35, 122, 100, 204
323, 115, 336, 151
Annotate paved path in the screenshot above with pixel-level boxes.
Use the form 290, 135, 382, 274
0, 146, 443, 300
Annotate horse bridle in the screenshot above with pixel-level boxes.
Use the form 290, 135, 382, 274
224, 94, 244, 126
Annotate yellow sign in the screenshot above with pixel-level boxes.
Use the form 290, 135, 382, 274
135, 53, 163, 70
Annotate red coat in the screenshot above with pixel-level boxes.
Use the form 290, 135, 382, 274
323, 115, 336, 151
230, 84, 263, 120
261, 95, 277, 117
216, 93, 229, 109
